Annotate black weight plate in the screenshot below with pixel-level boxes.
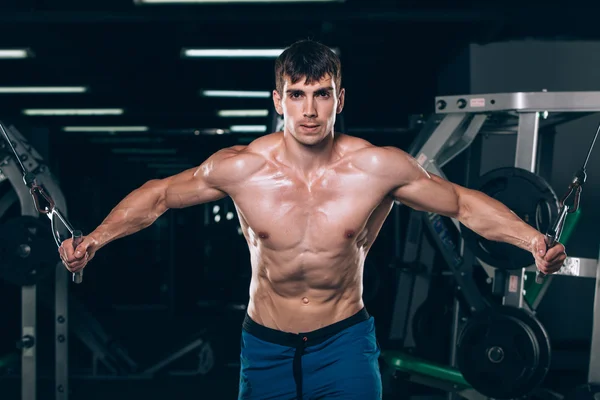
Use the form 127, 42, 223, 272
0, 216, 58, 286
456, 305, 551, 399
460, 167, 559, 269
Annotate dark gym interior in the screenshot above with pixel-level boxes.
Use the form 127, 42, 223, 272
0, 1, 599, 400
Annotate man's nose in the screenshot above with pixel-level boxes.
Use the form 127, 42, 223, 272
303, 98, 317, 118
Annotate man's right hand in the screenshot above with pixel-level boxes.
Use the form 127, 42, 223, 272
59, 235, 97, 273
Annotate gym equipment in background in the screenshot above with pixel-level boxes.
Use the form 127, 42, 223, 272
382, 90, 599, 400
0, 123, 215, 400
0, 122, 72, 400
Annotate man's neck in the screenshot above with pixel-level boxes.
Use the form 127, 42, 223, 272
280, 131, 337, 178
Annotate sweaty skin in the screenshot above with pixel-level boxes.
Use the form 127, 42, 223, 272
59, 75, 567, 334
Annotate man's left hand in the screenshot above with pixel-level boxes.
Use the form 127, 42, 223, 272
531, 235, 567, 274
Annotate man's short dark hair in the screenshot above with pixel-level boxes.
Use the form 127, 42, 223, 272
275, 40, 342, 94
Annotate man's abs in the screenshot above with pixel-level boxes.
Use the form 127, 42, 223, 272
246, 270, 364, 334
243, 245, 364, 333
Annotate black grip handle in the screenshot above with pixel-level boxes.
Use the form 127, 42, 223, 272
72, 230, 84, 284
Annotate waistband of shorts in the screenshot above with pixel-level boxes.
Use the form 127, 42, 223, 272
242, 307, 370, 347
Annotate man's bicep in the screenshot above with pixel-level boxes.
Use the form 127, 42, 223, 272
373, 147, 460, 217
163, 147, 245, 209
392, 172, 462, 218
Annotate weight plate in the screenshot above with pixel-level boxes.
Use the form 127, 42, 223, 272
460, 167, 559, 269
456, 305, 551, 399
0, 216, 57, 286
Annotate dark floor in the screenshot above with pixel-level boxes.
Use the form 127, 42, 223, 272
0, 369, 241, 400
0, 365, 592, 400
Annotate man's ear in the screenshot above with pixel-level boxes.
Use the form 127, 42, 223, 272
336, 88, 345, 114
273, 90, 283, 115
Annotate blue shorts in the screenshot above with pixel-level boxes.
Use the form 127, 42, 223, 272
238, 308, 382, 400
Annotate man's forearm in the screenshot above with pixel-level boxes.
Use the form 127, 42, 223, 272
89, 180, 168, 250
457, 187, 542, 252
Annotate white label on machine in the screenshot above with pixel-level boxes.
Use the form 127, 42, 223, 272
470, 98, 485, 107
508, 275, 519, 292
416, 153, 428, 166
557, 257, 580, 276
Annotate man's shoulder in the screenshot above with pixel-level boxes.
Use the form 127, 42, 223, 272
340, 135, 405, 162
244, 131, 282, 152
206, 143, 269, 183
342, 138, 413, 178
213, 132, 282, 162
336, 133, 373, 152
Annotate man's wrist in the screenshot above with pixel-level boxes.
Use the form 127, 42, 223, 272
87, 230, 106, 251
527, 232, 547, 254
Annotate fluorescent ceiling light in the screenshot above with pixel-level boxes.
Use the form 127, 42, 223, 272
218, 109, 269, 117
201, 90, 270, 98
137, 0, 343, 3
0, 86, 88, 94
0, 49, 31, 59
188, 47, 339, 59
112, 148, 177, 155
184, 48, 284, 58
23, 109, 124, 116
230, 125, 267, 133
62, 126, 148, 132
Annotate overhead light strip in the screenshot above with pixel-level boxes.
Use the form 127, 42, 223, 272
201, 90, 270, 98
137, 0, 343, 4
0, 86, 88, 93
62, 126, 148, 132
183, 49, 283, 58
218, 109, 269, 117
0, 49, 31, 59
111, 148, 178, 155
187, 47, 339, 59
23, 109, 124, 116
230, 125, 267, 133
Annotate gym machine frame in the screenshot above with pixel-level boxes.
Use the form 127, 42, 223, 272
413, 91, 600, 388
0, 124, 70, 400
1, 124, 217, 400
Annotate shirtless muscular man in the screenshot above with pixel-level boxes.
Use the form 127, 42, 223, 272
59, 40, 566, 399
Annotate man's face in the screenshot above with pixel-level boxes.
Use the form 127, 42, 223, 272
273, 74, 345, 146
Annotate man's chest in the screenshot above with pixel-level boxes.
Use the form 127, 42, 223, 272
229, 170, 390, 246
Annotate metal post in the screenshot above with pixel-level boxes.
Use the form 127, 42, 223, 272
536, 126, 556, 182
22, 286, 36, 400
515, 112, 540, 172
588, 250, 600, 384
503, 112, 540, 309
415, 113, 469, 168
1, 157, 39, 400
56, 262, 69, 399
447, 297, 462, 400
388, 208, 419, 342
